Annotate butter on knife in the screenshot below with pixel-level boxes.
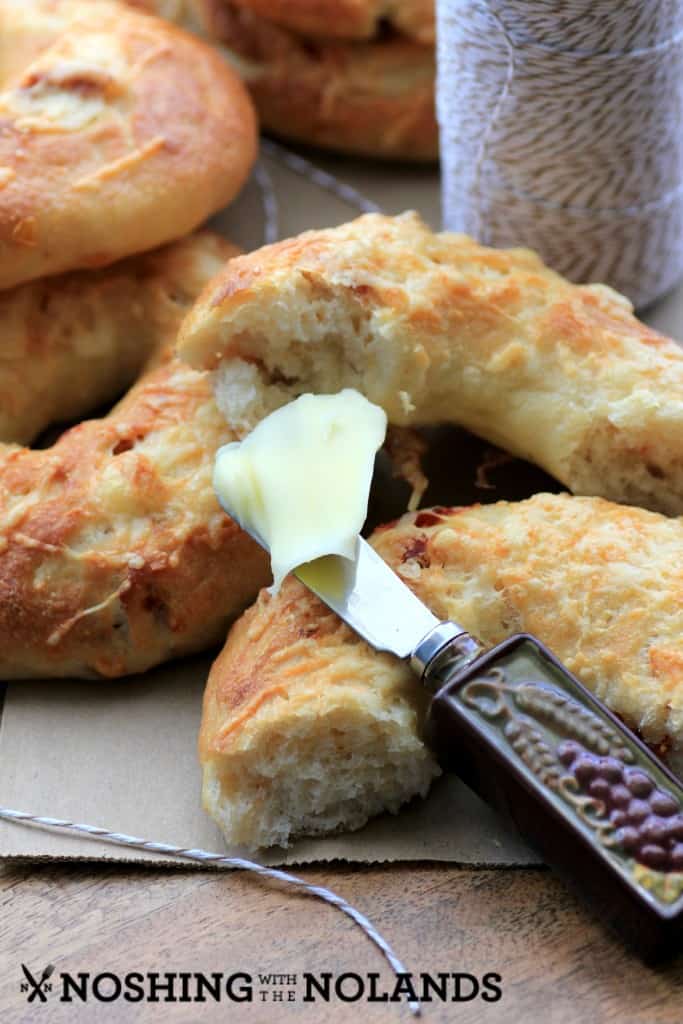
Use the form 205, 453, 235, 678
213, 389, 387, 592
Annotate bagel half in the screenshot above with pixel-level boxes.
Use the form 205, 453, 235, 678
0, 0, 257, 288
179, 211, 683, 516
200, 494, 683, 849
0, 232, 269, 678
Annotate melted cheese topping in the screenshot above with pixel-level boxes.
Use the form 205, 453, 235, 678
213, 389, 387, 592
3, 35, 126, 133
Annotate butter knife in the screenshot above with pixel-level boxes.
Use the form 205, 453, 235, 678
239, 524, 683, 957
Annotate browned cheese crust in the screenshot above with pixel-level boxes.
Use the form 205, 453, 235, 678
0, 0, 257, 288
201, 494, 683, 845
1, 232, 222, 446
201, 560, 418, 759
0, 232, 269, 679
179, 212, 683, 516
130, 0, 437, 160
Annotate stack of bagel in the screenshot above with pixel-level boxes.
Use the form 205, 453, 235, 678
128, 0, 438, 160
0, 0, 270, 678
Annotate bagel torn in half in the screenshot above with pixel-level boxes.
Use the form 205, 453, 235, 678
0, 0, 256, 288
0, 232, 270, 679
200, 494, 683, 849
179, 211, 683, 516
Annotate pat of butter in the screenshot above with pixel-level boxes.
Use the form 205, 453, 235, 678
213, 389, 387, 592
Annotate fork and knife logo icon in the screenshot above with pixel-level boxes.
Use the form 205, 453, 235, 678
20, 964, 55, 1003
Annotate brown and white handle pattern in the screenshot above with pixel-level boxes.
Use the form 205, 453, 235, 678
437, 0, 683, 307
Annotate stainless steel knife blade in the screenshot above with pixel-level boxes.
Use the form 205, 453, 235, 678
222, 485, 446, 659
296, 540, 440, 659
221, 494, 443, 659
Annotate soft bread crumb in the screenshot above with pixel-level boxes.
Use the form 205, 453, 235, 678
212, 359, 288, 435
199, 585, 439, 850
203, 699, 438, 849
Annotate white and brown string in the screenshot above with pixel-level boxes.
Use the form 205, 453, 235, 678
0, 143, 417, 1015
437, 0, 683, 306
0, 807, 419, 1016
260, 139, 382, 223
254, 140, 382, 246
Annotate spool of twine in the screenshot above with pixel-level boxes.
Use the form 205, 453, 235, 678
437, 0, 683, 307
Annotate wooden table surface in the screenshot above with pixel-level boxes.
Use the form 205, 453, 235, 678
1, 862, 682, 1023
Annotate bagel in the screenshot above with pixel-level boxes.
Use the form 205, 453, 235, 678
0, 0, 257, 289
200, 493, 683, 849
179, 211, 683, 516
131, 0, 437, 161
0, 231, 269, 679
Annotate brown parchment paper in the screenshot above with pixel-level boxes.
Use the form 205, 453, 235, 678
0, 150, 679, 867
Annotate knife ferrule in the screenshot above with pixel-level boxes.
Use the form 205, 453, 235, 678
411, 622, 484, 684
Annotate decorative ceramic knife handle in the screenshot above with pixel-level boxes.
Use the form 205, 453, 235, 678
421, 631, 683, 958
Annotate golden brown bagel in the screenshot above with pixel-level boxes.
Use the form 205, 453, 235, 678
179, 211, 683, 516
130, 0, 437, 161
0, 232, 269, 679
200, 494, 683, 849
0, 0, 256, 288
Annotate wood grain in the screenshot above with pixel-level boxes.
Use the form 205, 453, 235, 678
1, 864, 682, 1023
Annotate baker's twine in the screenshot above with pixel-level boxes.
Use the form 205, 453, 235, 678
253, 159, 280, 244
260, 139, 382, 222
0, 807, 419, 1016
437, 0, 683, 307
255, 141, 382, 246
0, 144, 418, 1016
